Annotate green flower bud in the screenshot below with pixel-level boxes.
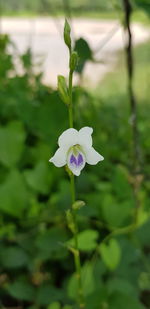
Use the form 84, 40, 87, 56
72, 200, 85, 210
66, 210, 76, 234
57, 75, 70, 105
70, 51, 78, 72
64, 19, 71, 49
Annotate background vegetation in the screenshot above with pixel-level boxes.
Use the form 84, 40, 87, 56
0, 0, 150, 308
1, 0, 150, 17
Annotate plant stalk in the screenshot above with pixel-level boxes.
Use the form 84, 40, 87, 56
68, 48, 85, 309
122, 0, 142, 222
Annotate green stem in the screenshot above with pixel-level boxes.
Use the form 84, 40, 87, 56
68, 49, 85, 309
70, 174, 85, 308
68, 50, 73, 128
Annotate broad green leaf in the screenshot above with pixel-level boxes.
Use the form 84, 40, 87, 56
0, 169, 29, 217
0, 121, 26, 167
74, 37, 93, 74
68, 262, 95, 299
101, 194, 132, 227
24, 161, 52, 194
36, 227, 68, 260
68, 229, 99, 252
86, 287, 108, 309
36, 284, 63, 305
0, 246, 28, 268
134, 0, 150, 16
47, 302, 61, 309
109, 292, 145, 309
7, 279, 35, 301
112, 165, 133, 200
107, 278, 137, 297
99, 239, 121, 270
139, 272, 150, 290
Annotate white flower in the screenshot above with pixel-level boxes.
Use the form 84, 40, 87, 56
49, 127, 104, 176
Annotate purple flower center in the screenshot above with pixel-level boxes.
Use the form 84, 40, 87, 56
70, 153, 83, 167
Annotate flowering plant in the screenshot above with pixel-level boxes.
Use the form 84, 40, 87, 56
49, 20, 104, 308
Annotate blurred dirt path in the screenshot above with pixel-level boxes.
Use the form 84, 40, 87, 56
1, 17, 150, 87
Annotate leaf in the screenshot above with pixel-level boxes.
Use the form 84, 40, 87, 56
68, 262, 95, 299
36, 227, 68, 260
68, 229, 99, 252
74, 37, 93, 73
101, 194, 132, 227
112, 165, 133, 200
107, 278, 137, 297
7, 279, 35, 301
0, 169, 29, 217
24, 161, 52, 194
0, 121, 26, 167
134, 0, 150, 16
99, 239, 121, 270
47, 302, 61, 309
109, 292, 145, 309
0, 246, 28, 268
36, 284, 63, 305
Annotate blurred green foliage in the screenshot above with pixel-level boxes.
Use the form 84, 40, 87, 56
0, 33, 150, 309
1, 0, 112, 14
1, 0, 150, 17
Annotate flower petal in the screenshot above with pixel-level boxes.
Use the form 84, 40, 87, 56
58, 128, 78, 149
49, 147, 67, 167
84, 146, 104, 165
78, 127, 93, 148
67, 149, 86, 176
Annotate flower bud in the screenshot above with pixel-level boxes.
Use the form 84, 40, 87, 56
70, 51, 78, 72
64, 19, 71, 50
72, 200, 85, 210
57, 75, 70, 105
66, 210, 76, 234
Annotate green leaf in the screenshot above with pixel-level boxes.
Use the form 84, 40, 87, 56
0, 246, 28, 268
109, 292, 145, 309
74, 37, 93, 73
36, 284, 63, 305
68, 262, 95, 299
24, 161, 52, 194
0, 121, 26, 167
68, 229, 99, 252
36, 227, 68, 260
21, 48, 32, 70
99, 239, 121, 270
7, 279, 35, 301
47, 302, 61, 309
107, 278, 137, 297
0, 169, 29, 217
134, 0, 150, 16
101, 194, 132, 227
57, 75, 70, 105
